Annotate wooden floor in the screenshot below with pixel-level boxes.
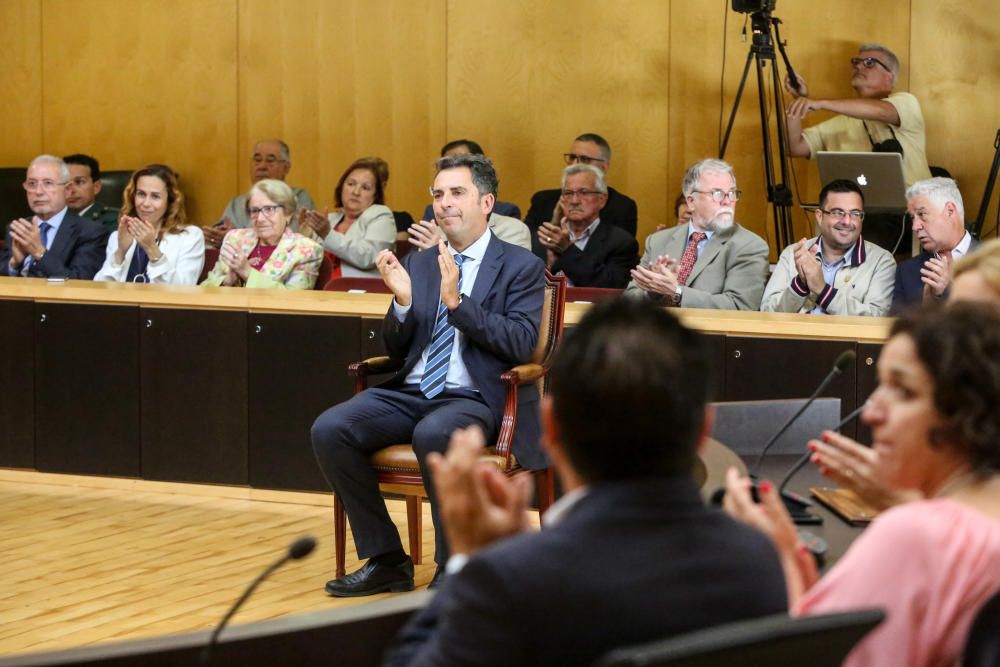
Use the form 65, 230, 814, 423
0, 469, 533, 659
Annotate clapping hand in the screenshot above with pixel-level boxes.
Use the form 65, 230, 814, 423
375, 248, 412, 306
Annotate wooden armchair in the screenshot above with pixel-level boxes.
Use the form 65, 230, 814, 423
333, 270, 568, 576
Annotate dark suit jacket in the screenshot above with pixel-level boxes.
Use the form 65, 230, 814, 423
1, 210, 109, 279
549, 221, 638, 288
891, 239, 979, 313
380, 233, 546, 469
384, 477, 788, 667
525, 187, 638, 260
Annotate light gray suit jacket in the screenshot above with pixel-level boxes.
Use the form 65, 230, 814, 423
626, 223, 769, 310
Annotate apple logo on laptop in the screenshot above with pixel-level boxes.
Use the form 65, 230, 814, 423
856, 174, 868, 186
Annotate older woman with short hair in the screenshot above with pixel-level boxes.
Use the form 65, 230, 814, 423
725, 302, 1000, 667
94, 164, 204, 284
298, 157, 395, 278
201, 179, 322, 289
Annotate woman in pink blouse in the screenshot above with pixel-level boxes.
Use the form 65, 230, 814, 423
724, 302, 1000, 667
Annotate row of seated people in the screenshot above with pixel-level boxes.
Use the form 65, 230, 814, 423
1, 145, 981, 316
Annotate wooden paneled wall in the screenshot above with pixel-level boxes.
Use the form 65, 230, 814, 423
0, 0, 996, 255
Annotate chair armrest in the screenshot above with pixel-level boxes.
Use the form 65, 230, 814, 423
349, 356, 405, 393
500, 363, 546, 386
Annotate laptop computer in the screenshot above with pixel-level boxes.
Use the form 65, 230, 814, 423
815, 151, 907, 213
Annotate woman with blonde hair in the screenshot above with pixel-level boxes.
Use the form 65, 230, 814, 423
94, 164, 204, 283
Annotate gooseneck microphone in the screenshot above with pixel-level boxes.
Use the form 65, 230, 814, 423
751, 349, 856, 475
201, 536, 317, 665
777, 402, 867, 496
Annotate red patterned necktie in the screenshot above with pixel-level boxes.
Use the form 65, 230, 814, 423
675, 232, 706, 286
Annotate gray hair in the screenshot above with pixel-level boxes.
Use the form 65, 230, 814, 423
858, 43, 900, 84
574, 133, 612, 162
906, 177, 965, 222
562, 163, 607, 194
254, 139, 290, 162
681, 159, 735, 196
28, 154, 70, 183
248, 178, 297, 216
435, 153, 498, 198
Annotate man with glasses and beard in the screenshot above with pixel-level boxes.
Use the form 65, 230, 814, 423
626, 159, 769, 310
761, 179, 896, 315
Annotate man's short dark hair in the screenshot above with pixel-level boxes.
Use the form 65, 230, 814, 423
435, 153, 498, 198
819, 178, 865, 209
574, 133, 611, 162
63, 153, 101, 181
440, 139, 484, 157
549, 298, 712, 482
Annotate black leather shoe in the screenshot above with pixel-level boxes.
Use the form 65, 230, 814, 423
428, 565, 446, 589
325, 558, 414, 597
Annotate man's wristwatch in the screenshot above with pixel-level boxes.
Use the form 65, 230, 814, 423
671, 286, 683, 306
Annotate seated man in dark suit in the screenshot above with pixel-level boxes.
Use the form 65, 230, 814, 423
63, 153, 120, 233
384, 298, 787, 667
524, 133, 638, 261
312, 153, 546, 597
537, 163, 638, 288
2, 155, 109, 279
892, 177, 976, 312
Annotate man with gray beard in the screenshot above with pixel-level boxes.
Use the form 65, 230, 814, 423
626, 159, 769, 310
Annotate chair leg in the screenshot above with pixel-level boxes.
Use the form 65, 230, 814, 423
406, 495, 422, 565
334, 494, 347, 578
535, 468, 555, 514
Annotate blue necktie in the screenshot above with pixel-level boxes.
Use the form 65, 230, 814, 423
420, 253, 467, 399
24, 222, 51, 274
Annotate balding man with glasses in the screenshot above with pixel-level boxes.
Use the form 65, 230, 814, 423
626, 159, 769, 310
1, 155, 108, 279
762, 179, 896, 316
784, 43, 931, 189
523, 133, 637, 261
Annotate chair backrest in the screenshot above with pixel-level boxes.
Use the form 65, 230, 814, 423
0, 167, 31, 231
709, 398, 842, 456
323, 277, 392, 293
531, 271, 568, 394
594, 608, 885, 667
200, 247, 220, 283
314, 252, 337, 290
96, 169, 134, 210
964, 585, 1000, 667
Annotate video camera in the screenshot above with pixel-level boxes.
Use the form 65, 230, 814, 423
732, 0, 776, 14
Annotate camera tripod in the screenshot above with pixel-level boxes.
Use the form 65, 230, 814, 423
719, 10, 798, 251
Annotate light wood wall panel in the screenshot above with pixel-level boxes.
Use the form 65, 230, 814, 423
238, 0, 446, 220
669, 1, 911, 257
445, 0, 671, 239
40, 0, 238, 224
911, 0, 1000, 235
0, 1, 42, 164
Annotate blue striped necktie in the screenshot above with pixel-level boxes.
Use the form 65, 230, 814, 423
420, 253, 467, 399
24, 222, 52, 273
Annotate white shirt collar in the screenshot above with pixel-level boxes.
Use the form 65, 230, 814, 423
542, 485, 589, 528
448, 227, 492, 262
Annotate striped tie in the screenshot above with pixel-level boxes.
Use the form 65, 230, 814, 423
420, 253, 467, 399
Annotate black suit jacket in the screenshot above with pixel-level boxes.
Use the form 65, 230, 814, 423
892, 238, 979, 313
384, 477, 788, 667
2, 210, 109, 279
549, 221, 638, 288
380, 233, 547, 469
524, 187, 638, 260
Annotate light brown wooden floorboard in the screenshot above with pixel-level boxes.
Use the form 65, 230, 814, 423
0, 470, 497, 658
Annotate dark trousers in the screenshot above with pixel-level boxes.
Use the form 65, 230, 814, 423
311, 385, 496, 566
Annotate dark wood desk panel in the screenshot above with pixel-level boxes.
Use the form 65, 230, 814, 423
0, 300, 35, 468
33, 302, 140, 476
248, 313, 361, 492
724, 337, 859, 439
140, 308, 248, 484
855, 343, 883, 445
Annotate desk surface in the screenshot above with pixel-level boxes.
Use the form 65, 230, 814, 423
0, 277, 893, 342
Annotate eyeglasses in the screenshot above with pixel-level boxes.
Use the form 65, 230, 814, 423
560, 189, 604, 199
252, 155, 287, 165
563, 153, 607, 166
23, 179, 67, 191
820, 208, 865, 221
850, 56, 892, 74
249, 204, 284, 218
692, 189, 742, 203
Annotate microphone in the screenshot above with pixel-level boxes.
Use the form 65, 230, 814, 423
201, 536, 317, 664
777, 402, 867, 497
751, 349, 855, 475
